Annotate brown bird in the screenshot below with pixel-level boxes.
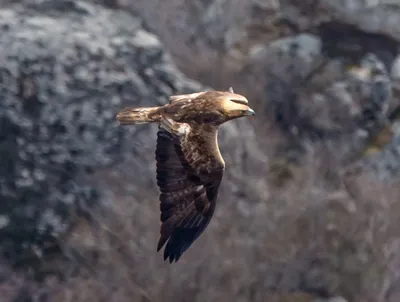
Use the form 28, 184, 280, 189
116, 88, 255, 262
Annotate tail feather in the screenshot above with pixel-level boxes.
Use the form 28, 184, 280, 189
116, 106, 163, 125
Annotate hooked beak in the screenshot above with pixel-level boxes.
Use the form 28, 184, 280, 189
245, 107, 255, 116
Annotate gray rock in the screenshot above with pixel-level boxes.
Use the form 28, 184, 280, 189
92, 0, 400, 301
0, 0, 204, 264
124, 0, 400, 76
125, 0, 400, 146
2, 1, 400, 302
0, 0, 269, 273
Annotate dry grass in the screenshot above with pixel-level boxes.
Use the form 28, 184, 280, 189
6, 144, 394, 302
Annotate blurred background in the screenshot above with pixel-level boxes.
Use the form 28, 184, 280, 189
0, 0, 400, 301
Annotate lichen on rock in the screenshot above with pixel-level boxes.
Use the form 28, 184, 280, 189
0, 0, 204, 266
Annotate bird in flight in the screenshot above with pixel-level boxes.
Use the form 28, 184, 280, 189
116, 87, 255, 263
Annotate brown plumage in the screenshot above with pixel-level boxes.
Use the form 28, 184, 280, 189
116, 88, 255, 262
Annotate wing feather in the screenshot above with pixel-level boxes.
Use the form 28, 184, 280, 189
155, 126, 224, 262
168, 92, 206, 104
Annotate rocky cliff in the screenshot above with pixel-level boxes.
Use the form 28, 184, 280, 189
0, 0, 400, 302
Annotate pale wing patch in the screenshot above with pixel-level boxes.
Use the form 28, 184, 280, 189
177, 123, 190, 136
160, 117, 191, 136
180, 130, 225, 177
169, 92, 206, 104
214, 131, 225, 167
194, 185, 204, 193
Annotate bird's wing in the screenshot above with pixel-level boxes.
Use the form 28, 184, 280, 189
168, 91, 206, 104
155, 125, 224, 263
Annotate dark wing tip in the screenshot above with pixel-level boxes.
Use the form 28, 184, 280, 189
160, 236, 184, 263
157, 237, 166, 252
158, 223, 211, 264
163, 248, 180, 263
157, 234, 182, 263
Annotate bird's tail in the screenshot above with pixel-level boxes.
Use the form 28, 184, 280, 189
116, 106, 163, 125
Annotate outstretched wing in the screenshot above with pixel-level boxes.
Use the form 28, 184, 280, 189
155, 126, 224, 263
168, 91, 206, 104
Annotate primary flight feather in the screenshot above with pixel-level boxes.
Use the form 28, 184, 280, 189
116, 88, 255, 263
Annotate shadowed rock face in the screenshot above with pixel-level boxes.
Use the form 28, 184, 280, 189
0, 0, 205, 264
126, 0, 400, 167
0, 0, 267, 271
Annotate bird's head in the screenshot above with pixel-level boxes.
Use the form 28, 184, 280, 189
165, 88, 255, 126
215, 89, 255, 121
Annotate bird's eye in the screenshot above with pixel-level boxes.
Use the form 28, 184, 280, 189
230, 99, 248, 105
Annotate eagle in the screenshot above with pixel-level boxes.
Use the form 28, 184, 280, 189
116, 88, 255, 263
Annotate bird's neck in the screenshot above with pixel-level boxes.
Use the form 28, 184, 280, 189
199, 123, 218, 133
